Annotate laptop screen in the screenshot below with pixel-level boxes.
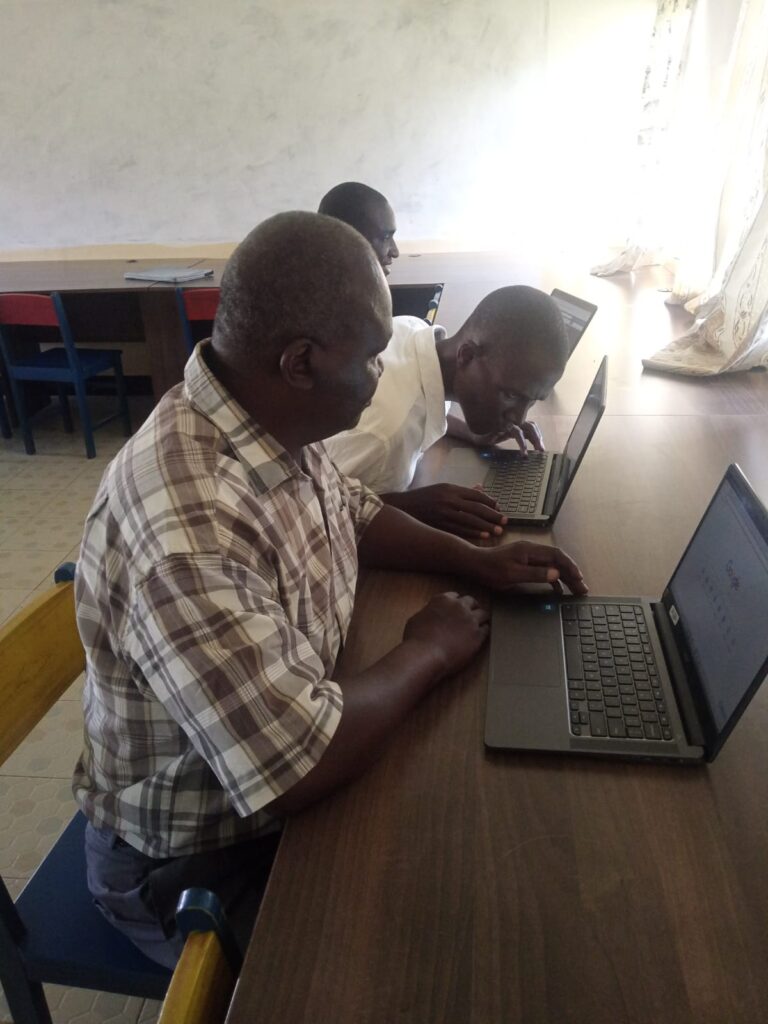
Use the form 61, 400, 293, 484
666, 468, 768, 736
551, 289, 598, 354
551, 357, 608, 511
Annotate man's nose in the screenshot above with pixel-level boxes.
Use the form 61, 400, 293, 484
389, 238, 400, 259
507, 397, 533, 424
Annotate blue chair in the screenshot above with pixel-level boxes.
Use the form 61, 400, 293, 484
175, 287, 220, 356
0, 292, 132, 458
0, 563, 171, 1024
0, 384, 11, 439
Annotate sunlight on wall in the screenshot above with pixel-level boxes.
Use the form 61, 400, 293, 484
541, 0, 655, 261
0, 0, 656, 258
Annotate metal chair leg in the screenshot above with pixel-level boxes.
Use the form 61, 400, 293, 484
73, 377, 96, 459
57, 384, 74, 432
113, 357, 132, 437
5, 374, 35, 454
0, 398, 11, 439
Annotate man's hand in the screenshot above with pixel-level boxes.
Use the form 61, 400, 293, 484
464, 540, 588, 595
470, 420, 545, 454
383, 484, 507, 539
403, 592, 489, 677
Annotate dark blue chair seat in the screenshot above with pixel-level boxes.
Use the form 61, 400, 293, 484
11, 812, 170, 1000
6, 346, 121, 382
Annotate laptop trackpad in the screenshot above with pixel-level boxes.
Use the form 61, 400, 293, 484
485, 596, 568, 750
490, 596, 563, 687
441, 448, 489, 488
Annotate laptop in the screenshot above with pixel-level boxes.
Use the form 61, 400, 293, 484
441, 356, 607, 526
486, 464, 768, 763
390, 283, 444, 324
551, 288, 598, 354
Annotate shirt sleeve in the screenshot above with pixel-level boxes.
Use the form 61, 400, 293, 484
322, 428, 393, 494
122, 552, 343, 818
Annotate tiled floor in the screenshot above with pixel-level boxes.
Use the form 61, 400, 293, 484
0, 397, 163, 1024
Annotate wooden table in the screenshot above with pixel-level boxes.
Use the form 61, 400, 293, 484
0, 253, 465, 401
0, 258, 223, 401
225, 268, 768, 1024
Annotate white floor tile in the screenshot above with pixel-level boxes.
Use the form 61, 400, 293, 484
0, 586, 32, 625
0, 548, 67, 589
1, 701, 84, 779
0, 776, 74, 877
0, 984, 148, 1024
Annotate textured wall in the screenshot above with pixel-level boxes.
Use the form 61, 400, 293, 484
0, 0, 549, 250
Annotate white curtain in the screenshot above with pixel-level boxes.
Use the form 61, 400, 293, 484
592, 0, 768, 375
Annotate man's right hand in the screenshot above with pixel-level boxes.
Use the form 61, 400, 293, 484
403, 592, 489, 679
383, 484, 507, 539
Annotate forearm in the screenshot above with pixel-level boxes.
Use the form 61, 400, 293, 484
445, 409, 472, 441
357, 503, 475, 576
265, 638, 446, 816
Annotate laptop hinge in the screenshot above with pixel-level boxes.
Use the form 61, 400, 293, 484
651, 602, 707, 748
542, 454, 564, 515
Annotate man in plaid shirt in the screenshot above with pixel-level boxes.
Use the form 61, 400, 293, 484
74, 211, 587, 967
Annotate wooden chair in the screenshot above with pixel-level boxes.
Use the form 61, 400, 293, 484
175, 288, 220, 356
0, 293, 132, 458
0, 564, 171, 1024
156, 888, 242, 1024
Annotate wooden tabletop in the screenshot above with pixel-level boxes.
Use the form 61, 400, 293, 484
0, 258, 219, 293
225, 266, 768, 1024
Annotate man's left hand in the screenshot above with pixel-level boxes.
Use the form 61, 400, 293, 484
471, 420, 545, 454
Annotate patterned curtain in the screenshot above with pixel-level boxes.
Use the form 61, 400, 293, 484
593, 0, 768, 375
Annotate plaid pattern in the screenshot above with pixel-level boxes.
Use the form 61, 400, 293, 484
73, 343, 382, 858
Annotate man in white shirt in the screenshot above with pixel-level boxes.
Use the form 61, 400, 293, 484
323, 285, 568, 539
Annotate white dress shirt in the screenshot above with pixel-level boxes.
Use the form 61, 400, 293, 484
323, 316, 448, 492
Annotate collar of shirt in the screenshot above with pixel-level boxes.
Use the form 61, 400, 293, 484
410, 322, 448, 444
184, 340, 303, 496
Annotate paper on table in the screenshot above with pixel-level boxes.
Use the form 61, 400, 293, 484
123, 267, 214, 283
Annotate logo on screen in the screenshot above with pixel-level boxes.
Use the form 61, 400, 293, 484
726, 560, 741, 591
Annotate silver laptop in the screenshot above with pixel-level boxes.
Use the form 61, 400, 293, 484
551, 288, 598, 354
486, 464, 768, 763
442, 356, 607, 527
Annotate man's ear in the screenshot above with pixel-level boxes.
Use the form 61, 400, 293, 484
456, 339, 480, 369
279, 338, 315, 391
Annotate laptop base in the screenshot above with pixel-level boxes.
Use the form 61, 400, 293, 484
486, 595, 705, 763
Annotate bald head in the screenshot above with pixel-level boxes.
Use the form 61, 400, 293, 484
318, 182, 399, 275
459, 286, 568, 369
213, 211, 389, 370
449, 286, 569, 437
209, 212, 392, 452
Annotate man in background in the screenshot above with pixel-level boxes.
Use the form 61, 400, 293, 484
319, 181, 400, 275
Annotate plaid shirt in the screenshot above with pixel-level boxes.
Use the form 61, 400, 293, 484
73, 343, 382, 858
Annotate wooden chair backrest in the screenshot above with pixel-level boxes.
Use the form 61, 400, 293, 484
157, 930, 235, 1024
0, 581, 85, 764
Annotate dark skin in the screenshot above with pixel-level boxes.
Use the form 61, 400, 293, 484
211, 214, 585, 818
383, 317, 568, 540
359, 199, 400, 276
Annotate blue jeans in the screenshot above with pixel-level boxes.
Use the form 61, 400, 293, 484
84, 823, 280, 969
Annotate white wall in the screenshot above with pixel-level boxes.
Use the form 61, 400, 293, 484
0, 0, 654, 258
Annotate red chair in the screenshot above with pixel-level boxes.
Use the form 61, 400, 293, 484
0, 292, 131, 458
175, 288, 220, 356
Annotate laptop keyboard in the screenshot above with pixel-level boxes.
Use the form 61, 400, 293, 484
562, 604, 674, 741
484, 452, 547, 514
